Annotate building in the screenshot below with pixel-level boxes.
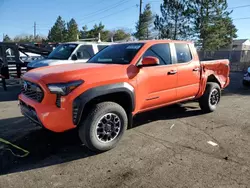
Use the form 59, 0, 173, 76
231, 39, 250, 51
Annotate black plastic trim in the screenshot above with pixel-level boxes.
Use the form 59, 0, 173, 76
73, 82, 135, 126
19, 100, 43, 127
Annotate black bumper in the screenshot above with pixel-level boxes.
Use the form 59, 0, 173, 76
19, 100, 42, 126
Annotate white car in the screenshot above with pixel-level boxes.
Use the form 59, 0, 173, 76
27, 42, 112, 70
243, 67, 250, 86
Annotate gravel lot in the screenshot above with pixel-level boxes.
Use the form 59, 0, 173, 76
0, 72, 250, 188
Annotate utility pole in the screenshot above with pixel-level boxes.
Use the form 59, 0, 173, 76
33, 22, 36, 40
138, 0, 143, 40
2, 33, 4, 42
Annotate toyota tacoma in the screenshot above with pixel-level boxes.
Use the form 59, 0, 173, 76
19, 40, 230, 152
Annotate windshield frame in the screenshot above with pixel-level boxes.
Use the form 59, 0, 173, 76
47, 43, 78, 60
86, 43, 145, 65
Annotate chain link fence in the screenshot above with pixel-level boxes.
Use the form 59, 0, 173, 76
198, 50, 250, 72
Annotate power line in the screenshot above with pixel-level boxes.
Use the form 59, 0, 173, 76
233, 17, 250, 21
84, 5, 137, 25
228, 4, 250, 10
79, 0, 132, 21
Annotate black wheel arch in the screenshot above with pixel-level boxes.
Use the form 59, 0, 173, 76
207, 74, 221, 88
73, 82, 135, 126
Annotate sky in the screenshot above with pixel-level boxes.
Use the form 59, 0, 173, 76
0, 0, 250, 41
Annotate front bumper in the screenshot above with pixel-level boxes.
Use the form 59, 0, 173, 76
19, 94, 76, 133
20, 100, 43, 127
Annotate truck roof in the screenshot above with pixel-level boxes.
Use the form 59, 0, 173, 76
64, 41, 114, 45
115, 40, 194, 45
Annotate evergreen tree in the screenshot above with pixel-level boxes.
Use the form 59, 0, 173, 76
188, 0, 237, 50
48, 16, 67, 42
3, 35, 12, 42
80, 22, 110, 41
66, 18, 79, 41
154, 0, 191, 40
80, 25, 88, 39
113, 29, 131, 41
135, 3, 153, 40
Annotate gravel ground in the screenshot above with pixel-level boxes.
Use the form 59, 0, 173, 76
0, 72, 250, 188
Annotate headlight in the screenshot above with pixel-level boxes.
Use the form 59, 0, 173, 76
47, 80, 83, 96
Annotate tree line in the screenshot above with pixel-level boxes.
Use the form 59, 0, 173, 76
3, 0, 237, 51
153, 0, 237, 50
136, 0, 237, 51
3, 16, 132, 44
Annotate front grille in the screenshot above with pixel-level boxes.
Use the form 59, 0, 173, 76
21, 80, 44, 102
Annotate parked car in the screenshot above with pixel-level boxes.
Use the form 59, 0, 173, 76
19, 40, 230, 152
26, 42, 112, 70
243, 67, 250, 86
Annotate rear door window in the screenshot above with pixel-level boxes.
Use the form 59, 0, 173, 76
76, 45, 94, 59
175, 43, 192, 63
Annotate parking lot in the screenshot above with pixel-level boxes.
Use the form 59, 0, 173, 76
0, 72, 250, 187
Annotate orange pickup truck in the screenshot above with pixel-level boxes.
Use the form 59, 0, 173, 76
19, 40, 230, 152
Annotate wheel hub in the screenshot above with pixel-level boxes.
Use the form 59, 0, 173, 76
96, 113, 121, 143
105, 124, 112, 132
210, 89, 220, 105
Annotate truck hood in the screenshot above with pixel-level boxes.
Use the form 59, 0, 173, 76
27, 58, 69, 68
23, 63, 128, 83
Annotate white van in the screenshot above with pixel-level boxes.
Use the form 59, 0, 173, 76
27, 42, 112, 70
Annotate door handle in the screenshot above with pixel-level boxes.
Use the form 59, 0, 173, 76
168, 70, 177, 75
193, 67, 200, 71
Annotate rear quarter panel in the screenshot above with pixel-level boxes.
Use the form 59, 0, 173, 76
197, 59, 230, 98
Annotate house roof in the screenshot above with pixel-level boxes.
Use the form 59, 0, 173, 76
233, 39, 249, 45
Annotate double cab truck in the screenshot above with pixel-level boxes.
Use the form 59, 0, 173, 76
19, 40, 230, 152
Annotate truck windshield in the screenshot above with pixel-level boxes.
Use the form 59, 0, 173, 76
87, 43, 144, 64
48, 44, 77, 60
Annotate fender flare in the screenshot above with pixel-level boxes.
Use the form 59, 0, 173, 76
197, 73, 221, 98
73, 82, 135, 125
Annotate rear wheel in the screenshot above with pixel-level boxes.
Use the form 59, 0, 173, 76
78, 102, 128, 152
199, 82, 221, 113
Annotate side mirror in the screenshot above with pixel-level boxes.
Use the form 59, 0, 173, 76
71, 54, 77, 60
141, 56, 159, 66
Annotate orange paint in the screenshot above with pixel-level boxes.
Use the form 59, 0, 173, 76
19, 40, 230, 132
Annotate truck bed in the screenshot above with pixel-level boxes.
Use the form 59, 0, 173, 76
201, 59, 230, 89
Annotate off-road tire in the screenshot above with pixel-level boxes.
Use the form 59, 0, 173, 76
78, 102, 128, 152
199, 82, 221, 113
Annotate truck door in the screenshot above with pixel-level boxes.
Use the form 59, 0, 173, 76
173, 43, 201, 100
137, 43, 178, 110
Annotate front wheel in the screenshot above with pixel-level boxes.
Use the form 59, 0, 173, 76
199, 82, 221, 113
78, 102, 128, 152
